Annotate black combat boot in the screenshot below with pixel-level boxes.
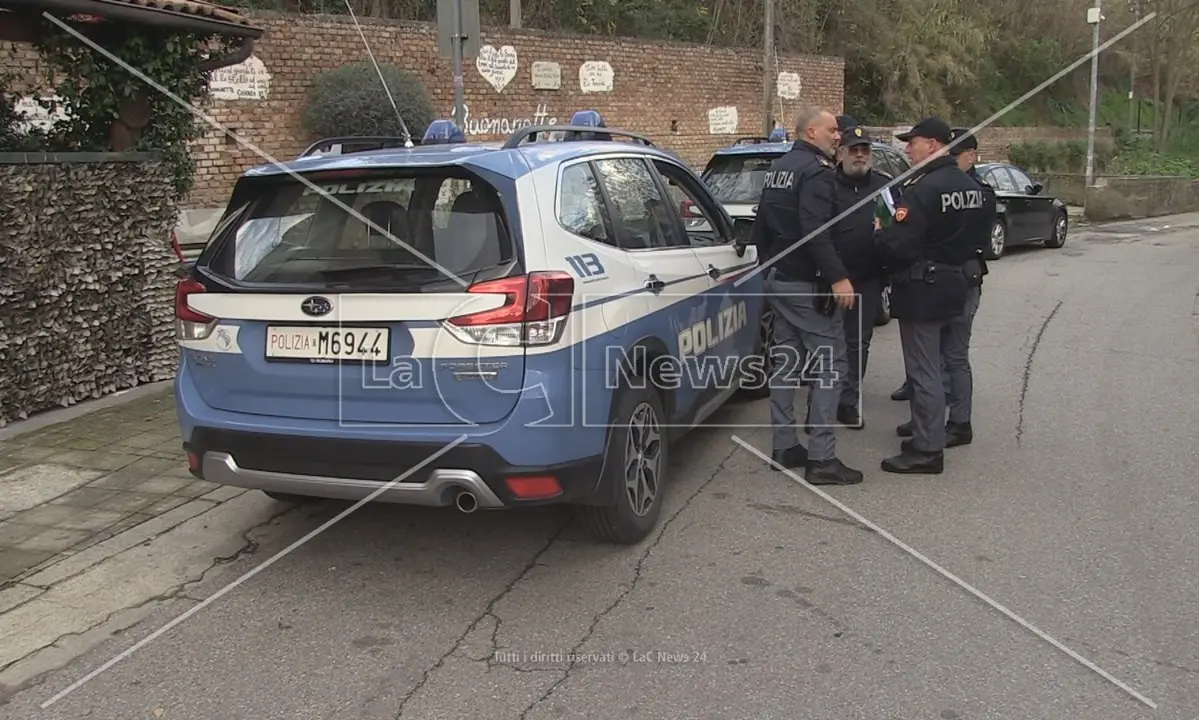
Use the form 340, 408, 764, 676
804, 458, 864, 485
896, 420, 914, 437
890, 383, 910, 401
770, 443, 808, 471
945, 421, 973, 447
881, 448, 944, 474
837, 405, 864, 430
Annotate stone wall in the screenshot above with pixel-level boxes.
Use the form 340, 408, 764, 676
1023, 172, 1199, 220
160, 12, 843, 209
1083, 176, 1199, 221
0, 153, 179, 427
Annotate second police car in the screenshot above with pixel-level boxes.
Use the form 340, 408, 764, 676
696, 129, 911, 328
173, 111, 772, 545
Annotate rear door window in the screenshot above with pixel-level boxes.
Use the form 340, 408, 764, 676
700, 153, 779, 204
201, 171, 513, 288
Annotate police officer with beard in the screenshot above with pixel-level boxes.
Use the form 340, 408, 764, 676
831, 125, 890, 430
895, 127, 995, 446
755, 107, 863, 486
875, 117, 986, 474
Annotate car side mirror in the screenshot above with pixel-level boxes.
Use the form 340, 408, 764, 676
1029, 183, 1043, 195
733, 218, 755, 258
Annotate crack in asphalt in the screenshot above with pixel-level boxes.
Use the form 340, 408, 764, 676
391, 519, 569, 719
1016, 299, 1063, 447
516, 445, 739, 720
0, 504, 297, 703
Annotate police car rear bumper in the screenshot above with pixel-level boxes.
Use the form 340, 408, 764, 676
182, 428, 606, 508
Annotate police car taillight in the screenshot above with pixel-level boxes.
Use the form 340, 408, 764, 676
445, 272, 574, 347
174, 278, 216, 341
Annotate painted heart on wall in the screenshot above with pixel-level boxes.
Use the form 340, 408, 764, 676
476, 45, 518, 92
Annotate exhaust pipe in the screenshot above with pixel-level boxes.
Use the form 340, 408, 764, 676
455, 490, 478, 513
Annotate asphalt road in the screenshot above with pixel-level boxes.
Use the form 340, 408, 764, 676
4, 215, 1199, 720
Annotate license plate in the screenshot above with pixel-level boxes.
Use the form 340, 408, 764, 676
265, 326, 389, 363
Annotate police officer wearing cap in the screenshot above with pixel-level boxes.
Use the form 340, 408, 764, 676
755, 107, 863, 486
875, 116, 987, 474
831, 124, 890, 430
895, 127, 996, 446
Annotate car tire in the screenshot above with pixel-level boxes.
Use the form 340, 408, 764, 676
576, 382, 668, 545
985, 218, 1006, 260
738, 307, 774, 400
1044, 210, 1067, 248
873, 285, 891, 326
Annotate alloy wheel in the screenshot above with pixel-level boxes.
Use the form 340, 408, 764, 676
623, 402, 662, 517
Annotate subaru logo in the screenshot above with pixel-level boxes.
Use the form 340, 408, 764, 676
301, 296, 332, 317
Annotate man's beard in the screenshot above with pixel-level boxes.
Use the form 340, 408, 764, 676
843, 163, 870, 178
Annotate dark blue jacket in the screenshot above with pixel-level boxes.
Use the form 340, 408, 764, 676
751, 140, 848, 283
831, 166, 889, 282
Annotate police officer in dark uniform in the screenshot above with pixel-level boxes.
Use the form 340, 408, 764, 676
755, 107, 863, 486
831, 124, 890, 430
895, 127, 996, 445
875, 117, 986, 474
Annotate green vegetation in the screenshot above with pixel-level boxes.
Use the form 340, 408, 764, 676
1, 20, 238, 198
301, 62, 435, 141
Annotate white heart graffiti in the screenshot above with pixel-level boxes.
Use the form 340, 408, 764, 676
476, 45, 518, 92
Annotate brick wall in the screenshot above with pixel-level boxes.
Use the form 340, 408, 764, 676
0, 13, 841, 208
178, 13, 843, 208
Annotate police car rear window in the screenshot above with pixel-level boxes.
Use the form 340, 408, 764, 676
701, 154, 778, 204
201, 170, 512, 287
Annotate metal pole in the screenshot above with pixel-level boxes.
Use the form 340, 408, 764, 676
1127, 0, 1138, 130
762, 0, 775, 136
510, 0, 520, 28
1086, 0, 1101, 186
452, 0, 465, 128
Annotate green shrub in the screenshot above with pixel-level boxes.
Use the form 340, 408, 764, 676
1008, 140, 1113, 173
301, 62, 435, 142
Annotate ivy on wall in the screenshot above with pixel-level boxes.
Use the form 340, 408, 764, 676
26, 19, 238, 198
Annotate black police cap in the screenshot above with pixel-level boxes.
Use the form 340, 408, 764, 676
896, 116, 952, 144
949, 126, 978, 154
842, 124, 873, 147
836, 114, 858, 133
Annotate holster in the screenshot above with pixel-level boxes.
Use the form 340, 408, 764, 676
891, 261, 968, 322
815, 279, 836, 316
963, 257, 984, 287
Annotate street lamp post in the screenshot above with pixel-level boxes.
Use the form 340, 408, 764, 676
1086, 0, 1103, 187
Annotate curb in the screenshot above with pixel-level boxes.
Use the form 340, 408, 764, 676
0, 381, 175, 445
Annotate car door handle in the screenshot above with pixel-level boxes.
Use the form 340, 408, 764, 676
707, 264, 721, 279
644, 275, 665, 293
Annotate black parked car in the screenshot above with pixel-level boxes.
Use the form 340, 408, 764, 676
974, 162, 1069, 259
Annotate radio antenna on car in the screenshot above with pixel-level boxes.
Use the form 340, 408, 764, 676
343, 0, 415, 148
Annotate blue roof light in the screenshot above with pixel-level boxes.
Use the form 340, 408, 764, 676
768, 127, 789, 142
422, 119, 466, 145
564, 110, 611, 141
570, 110, 606, 127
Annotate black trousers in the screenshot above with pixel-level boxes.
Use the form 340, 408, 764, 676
839, 277, 882, 410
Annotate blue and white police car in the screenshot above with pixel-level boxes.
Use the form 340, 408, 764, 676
697, 132, 910, 327
173, 111, 770, 544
